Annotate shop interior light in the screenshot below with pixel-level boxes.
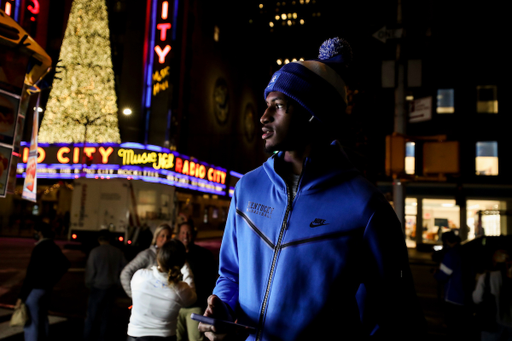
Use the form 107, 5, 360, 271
277, 59, 282, 65
72, 234, 77, 239
128, 240, 132, 244
123, 108, 132, 116
119, 236, 124, 242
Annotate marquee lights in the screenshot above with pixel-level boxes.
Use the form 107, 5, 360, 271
16, 142, 230, 195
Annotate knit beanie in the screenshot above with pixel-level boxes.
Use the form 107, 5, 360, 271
264, 37, 352, 124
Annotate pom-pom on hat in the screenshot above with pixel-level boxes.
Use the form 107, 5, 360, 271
264, 37, 352, 124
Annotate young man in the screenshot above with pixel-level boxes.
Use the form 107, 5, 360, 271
199, 38, 425, 340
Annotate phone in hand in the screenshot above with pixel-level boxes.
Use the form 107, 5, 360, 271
190, 313, 256, 334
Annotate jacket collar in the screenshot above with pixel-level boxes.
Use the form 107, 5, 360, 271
262, 140, 359, 194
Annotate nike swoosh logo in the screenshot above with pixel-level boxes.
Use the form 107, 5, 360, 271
310, 222, 329, 228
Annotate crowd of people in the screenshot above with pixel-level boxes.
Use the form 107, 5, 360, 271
16, 218, 217, 341
433, 231, 512, 341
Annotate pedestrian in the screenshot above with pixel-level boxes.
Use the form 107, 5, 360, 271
175, 221, 217, 341
473, 249, 512, 340
120, 223, 173, 298
127, 240, 196, 340
15, 221, 70, 341
83, 228, 127, 341
433, 231, 475, 339
198, 37, 426, 341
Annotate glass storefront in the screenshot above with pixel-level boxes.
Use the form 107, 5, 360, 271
404, 197, 508, 247
467, 200, 503, 239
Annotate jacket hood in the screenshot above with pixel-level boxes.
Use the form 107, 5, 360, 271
262, 140, 360, 194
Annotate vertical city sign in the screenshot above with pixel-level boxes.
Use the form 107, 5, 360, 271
142, 0, 177, 146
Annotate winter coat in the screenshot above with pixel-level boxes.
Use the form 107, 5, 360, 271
213, 142, 426, 341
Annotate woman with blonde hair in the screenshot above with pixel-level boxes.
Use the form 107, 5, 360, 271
127, 240, 196, 340
121, 224, 173, 298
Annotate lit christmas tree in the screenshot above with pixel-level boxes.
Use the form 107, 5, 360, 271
38, 0, 121, 143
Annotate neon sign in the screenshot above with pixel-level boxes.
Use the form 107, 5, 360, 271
154, 1, 171, 64
17, 142, 229, 195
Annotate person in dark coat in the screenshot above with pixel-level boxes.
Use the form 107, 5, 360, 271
175, 221, 217, 341
15, 222, 70, 341
83, 228, 127, 341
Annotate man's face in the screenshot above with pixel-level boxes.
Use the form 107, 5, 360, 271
261, 91, 308, 153
178, 224, 194, 250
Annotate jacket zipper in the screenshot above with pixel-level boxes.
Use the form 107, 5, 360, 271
256, 183, 292, 341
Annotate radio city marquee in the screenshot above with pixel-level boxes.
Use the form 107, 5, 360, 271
16, 142, 228, 195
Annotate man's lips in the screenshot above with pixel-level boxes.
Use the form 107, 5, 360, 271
262, 127, 273, 139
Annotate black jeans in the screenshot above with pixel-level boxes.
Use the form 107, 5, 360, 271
127, 335, 177, 341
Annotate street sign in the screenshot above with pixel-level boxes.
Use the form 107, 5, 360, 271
409, 96, 432, 123
373, 26, 403, 43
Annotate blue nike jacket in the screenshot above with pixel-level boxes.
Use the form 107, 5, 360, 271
213, 143, 425, 340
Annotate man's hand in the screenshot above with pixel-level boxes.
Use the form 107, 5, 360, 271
199, 295, 229, 341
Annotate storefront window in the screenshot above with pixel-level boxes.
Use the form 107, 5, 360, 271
422, 199, 459, 243
467, 200, 502, 238
405, 198, 417, 248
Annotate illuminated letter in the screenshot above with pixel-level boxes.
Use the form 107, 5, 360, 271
162, 1, 168, 19
23, 147, 29, 163
84, 147, 96, 158
98, 147, 113, 164
167, 154, 174, 169
5, 2, 11, 16
220, 171, 226, 184
57, 147, 71, 163
208, 168, 214, 182
27, 0, 40, 14
37, 147, 46, 163
73, 147, 80, 163
155, 45, 171, 64
182, 160, 189, 175
198, 165, 206, 179
175, 158, 183, 173
157, 23, 171, 41
190, 162, 196, 177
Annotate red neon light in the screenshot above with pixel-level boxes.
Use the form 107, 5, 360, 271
27, 0, 40, 15
5, 2, 11, 16
128, 240, 132, 245
162, 1, 168, 19
157, 23, 171, 41
154, 45, 171, 63
72, 234, 77, 239
84, 147, 96, 158
119, 236, 124, 242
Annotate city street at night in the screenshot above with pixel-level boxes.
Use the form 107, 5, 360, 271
1, 0, 509, 340
0, 235, 478, 341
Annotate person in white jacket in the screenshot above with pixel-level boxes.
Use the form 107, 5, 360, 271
127, 239, 197, 341
121, 223, 173, 298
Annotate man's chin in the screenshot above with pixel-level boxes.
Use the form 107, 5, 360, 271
263, 142, 279, 154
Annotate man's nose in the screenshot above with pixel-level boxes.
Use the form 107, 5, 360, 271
260, 108, 274, 124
